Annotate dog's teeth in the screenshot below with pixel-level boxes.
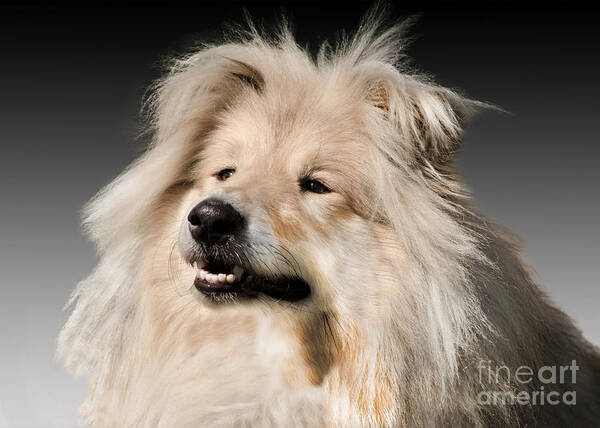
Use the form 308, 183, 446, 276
233, 266, 244, 277
197, 268, 239, 284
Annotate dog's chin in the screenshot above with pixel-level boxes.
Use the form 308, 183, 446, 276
190, 257, 311, 304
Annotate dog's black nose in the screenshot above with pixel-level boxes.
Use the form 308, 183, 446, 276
188, 198, 245, 245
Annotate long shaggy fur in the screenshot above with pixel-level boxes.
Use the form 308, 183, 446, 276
58, 11, 600, 427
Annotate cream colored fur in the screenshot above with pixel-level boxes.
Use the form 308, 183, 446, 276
57, 12, 600, 427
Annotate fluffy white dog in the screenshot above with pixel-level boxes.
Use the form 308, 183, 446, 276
58, 12, 600, 427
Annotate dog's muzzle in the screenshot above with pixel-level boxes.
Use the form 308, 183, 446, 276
184, 197, 311, 303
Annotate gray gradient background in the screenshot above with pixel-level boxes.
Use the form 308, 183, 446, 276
1, 1, 598, 426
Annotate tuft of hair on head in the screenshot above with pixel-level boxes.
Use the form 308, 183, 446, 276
327, 3, 493, 172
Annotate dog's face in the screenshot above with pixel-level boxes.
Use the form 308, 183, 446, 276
176, 79, 390, 306
125, 39, 475, 316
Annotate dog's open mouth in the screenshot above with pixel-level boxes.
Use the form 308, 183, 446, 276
192, 258, 311, 303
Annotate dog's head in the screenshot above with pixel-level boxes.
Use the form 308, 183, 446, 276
169, 37, 482, 311
174, 53, 395, 305
81, 21, 481, 316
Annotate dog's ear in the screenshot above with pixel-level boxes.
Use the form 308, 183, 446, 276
226, 58, 264, 92
365, 76, 481, 167
152, 56, 263, 145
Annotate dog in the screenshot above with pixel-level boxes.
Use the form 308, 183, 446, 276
57, 13, 600, 427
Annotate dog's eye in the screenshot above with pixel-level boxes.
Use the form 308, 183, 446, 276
216, 168, 235, 181
299, 178, 331, 194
